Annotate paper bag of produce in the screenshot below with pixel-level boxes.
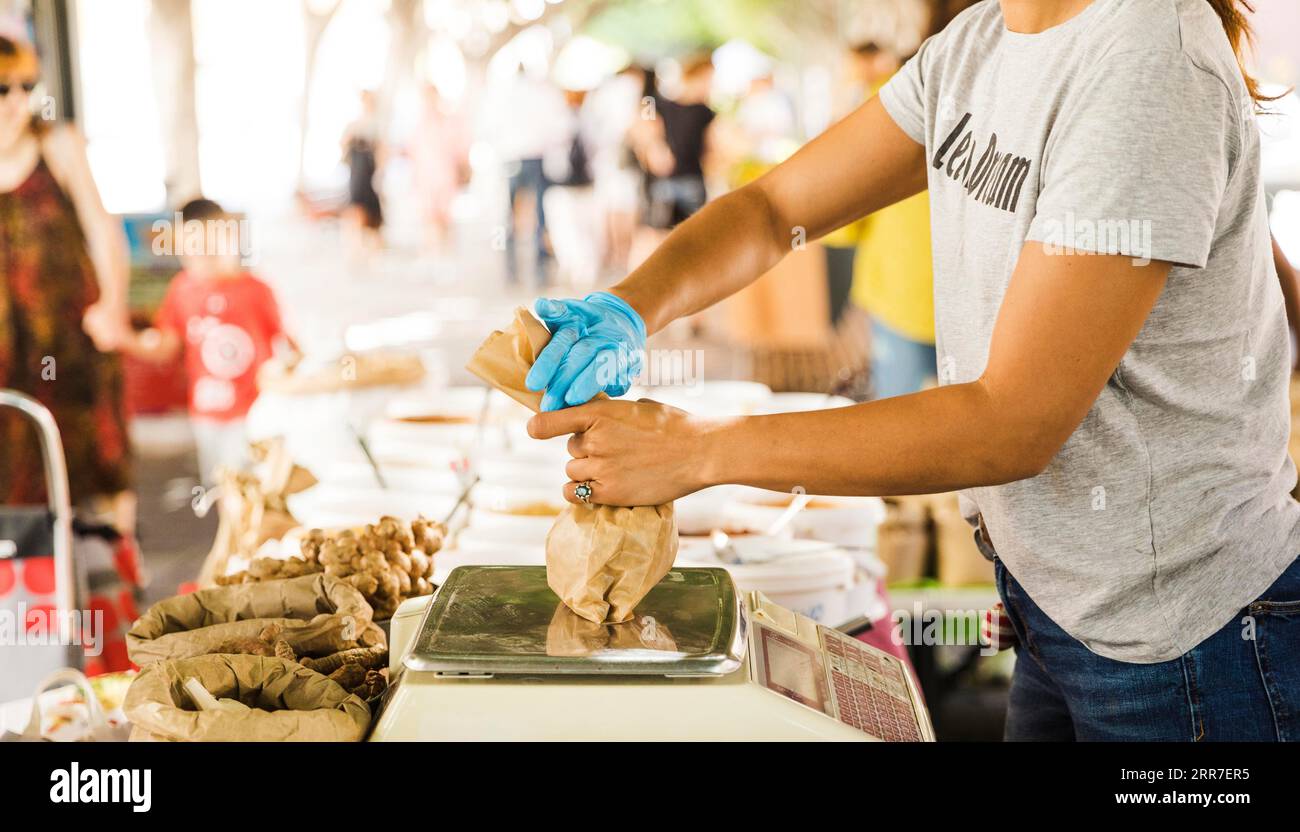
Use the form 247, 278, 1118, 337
127, 575, 380, 666
467, 308, 678, 623
124, 655, 370, 742
196, 438, 318, 587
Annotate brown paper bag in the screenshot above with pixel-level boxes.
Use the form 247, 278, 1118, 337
124, 655, 370, 742
467, 308, 679, 623
196, 438, 319, 587
127, 575, 379, 666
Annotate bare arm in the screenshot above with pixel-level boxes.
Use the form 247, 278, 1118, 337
42, 126, 131, 348
608, 96, 928, 334
118, 327, 182, 364
531, 248, 1170, 505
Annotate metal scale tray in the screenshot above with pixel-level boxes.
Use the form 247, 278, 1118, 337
405, 565, 747, 676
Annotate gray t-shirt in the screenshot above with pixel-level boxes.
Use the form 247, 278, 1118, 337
880, 0, 1300, 662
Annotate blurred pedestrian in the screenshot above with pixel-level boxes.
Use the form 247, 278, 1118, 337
0, 35, 135, 534
587, 65, 645, 275
490, 66, 568, 287
341, 90, 385, 254
821, 41, 904, 328
412, 83, 469, 255
120, 199, 294, 486
630, 55, 716, 267
543, 88, 602, 289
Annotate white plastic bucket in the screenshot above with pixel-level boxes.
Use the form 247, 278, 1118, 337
633, 380, 773, 417
466, 483, 566, 544
286, 484, 454, 529
678, 537, 858, 625
436, 536, 547, 583
724, 488, 887, 550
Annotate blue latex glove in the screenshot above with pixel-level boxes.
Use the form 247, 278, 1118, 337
525, 292, 647, 411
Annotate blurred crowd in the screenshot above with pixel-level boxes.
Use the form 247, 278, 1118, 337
2, 27, 945, 535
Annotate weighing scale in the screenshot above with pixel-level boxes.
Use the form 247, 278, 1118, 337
371, 565, 934, 741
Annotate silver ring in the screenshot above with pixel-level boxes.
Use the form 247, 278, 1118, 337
574, 481, 594, 504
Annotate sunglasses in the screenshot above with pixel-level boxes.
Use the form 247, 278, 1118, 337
0, 81, 36, 97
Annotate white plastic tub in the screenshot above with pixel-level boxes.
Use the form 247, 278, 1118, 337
318, 460, 464, 494
633, 380, 773, 417
286, 484, 454, 529
678, 539, 859, 625
435, 535, 547, 583
471, 442, 570, 489
465, 483, 566, 545
724, 488, 887, 551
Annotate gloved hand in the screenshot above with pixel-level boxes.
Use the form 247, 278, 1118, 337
525, 292, 647, 412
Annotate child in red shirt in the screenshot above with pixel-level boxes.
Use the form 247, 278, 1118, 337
124, 198, 292, 485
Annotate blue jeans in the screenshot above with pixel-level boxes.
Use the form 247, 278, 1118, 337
868, 315, 937, 400
995, 555, 1300, 741
505, 158, 551, 286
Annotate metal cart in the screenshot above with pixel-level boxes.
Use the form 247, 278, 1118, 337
0, 390, 80, 703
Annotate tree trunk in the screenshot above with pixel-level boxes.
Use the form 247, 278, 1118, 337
149, 0, 202, 207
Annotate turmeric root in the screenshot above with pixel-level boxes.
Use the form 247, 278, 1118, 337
358, 669, 387, 699
209, 635, 278, 657
301, 645, 388, 675
327, 662, 367, 691
208, 623, 286, 658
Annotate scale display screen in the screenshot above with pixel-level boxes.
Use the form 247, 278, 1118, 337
406, 565, 746, 676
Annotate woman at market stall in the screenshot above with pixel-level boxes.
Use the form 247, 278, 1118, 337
0, 35, 135, 533
524, 0, 1300, 741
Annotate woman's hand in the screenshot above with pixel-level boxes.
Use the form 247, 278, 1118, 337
82, 299, 131, 352
527, 398, 716, 506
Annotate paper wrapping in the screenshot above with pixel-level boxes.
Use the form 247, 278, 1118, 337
466, 308, 679, 623
124, 655, 370, 742
126, 575, 380, 666
196, 438, 319, 588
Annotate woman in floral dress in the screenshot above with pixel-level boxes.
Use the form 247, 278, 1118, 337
0, 35, 134, 532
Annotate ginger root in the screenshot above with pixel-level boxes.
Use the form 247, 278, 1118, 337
217, 515, 443, 618
216, 556, 321, 586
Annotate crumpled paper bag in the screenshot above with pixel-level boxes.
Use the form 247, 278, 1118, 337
127, 575, 379, 666
197, 437, 319, 587
545, 603, 678, 656
467, 307, 679, 623
123, 655, 369, 742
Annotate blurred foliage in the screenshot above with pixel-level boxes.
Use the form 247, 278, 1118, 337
582, 0, 833, 58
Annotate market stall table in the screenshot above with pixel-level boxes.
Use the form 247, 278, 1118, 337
371, 565, 934, 741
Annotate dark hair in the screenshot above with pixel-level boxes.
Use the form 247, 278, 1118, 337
179, 198, 225, 223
